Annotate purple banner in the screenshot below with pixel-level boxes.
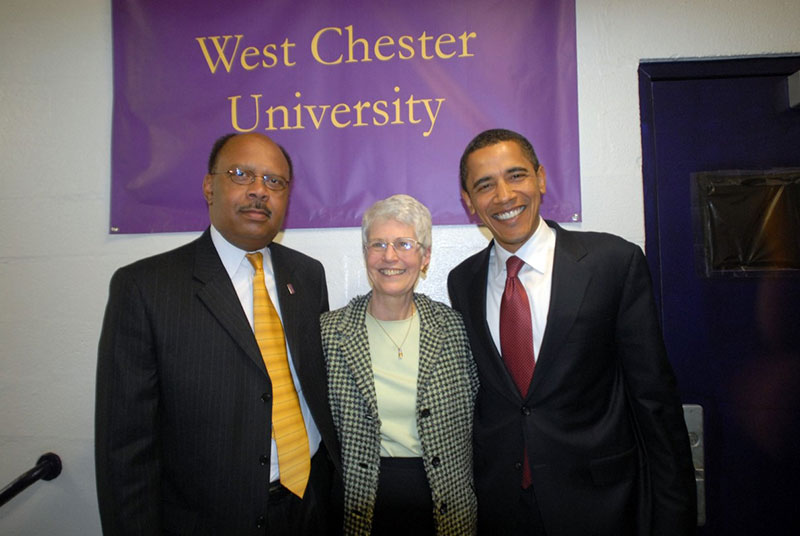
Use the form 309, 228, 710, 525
111, 0, 580, 233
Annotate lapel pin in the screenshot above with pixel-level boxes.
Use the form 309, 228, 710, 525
287, 283, 295, 295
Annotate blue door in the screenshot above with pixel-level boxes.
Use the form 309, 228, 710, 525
639, 56, 800, 535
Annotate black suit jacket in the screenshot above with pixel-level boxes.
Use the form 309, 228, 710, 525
95, 229, 341, 535
448, 221, 696, 536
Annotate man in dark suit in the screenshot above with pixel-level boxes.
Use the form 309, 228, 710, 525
95, 133, 340, 535
448, 128, 696, 535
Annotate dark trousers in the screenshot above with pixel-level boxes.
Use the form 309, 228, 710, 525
266, 448, 337, 536
510, 485, 547, 536
371, 457, 435, 536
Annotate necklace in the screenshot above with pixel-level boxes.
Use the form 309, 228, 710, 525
371, 304, 415, 358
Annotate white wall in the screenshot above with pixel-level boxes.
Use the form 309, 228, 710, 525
0, 1, 797, 533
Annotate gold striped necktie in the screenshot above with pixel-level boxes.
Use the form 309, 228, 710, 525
246, 252, 310, 498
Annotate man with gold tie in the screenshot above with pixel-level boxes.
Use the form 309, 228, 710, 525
95, 133, 340, 534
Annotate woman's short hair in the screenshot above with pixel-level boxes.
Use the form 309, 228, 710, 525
362, 194, 432, 250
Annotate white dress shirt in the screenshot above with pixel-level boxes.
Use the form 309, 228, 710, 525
486, 216, 556, 362
210, 225, 321, 482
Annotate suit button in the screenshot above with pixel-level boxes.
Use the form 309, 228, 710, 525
256, 515, 265, 528
521, 406, 531, 416
420, 408, 431, 418
514, 461, 523, 470
259, 454, 269, 465
431, 456, 441, 467
261, 392, 271, 403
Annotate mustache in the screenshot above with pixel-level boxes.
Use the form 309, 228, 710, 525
238, 202, 272, 218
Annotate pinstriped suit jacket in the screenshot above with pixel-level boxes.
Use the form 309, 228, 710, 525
321, 292, 478, 535
95, 229, 340, 535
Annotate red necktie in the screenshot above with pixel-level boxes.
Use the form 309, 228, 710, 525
500, 255, 535, 488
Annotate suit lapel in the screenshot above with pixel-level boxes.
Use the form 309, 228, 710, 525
193, 230, 266, 375
531, 223, 591, 392
338, 295, 381, 418
415, 295, 442, 401
465, 244, 523, 403
268, 242, 302, 365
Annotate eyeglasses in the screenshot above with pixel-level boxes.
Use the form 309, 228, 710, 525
211, 167, 290, 191
365, 237, 423, 255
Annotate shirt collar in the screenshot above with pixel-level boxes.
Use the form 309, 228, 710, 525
491, 216, 555, 277
209, 225, 267, 279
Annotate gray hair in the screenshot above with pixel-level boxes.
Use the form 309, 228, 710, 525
361, 194, 432, 250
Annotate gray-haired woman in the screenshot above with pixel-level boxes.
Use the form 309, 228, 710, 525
321, 194, 478, 535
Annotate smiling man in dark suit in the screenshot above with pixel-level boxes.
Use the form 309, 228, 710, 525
95, 133, 340, 535
448, 128, 696, 535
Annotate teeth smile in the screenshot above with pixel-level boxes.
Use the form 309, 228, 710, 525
494, 206, 525, 221
380, 269, 405, 276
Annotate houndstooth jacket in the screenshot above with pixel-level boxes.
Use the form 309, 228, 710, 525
321, 292, 479, 535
